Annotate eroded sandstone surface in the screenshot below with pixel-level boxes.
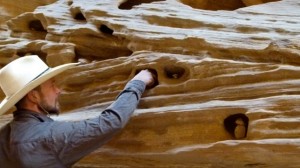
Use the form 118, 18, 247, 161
0, 0, 300, 167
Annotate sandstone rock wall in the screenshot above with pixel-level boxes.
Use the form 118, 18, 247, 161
0, 0, 300, 167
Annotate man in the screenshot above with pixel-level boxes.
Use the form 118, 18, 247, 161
0, 55, 155, 167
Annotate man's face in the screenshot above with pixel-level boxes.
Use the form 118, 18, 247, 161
37, 79, 61, 115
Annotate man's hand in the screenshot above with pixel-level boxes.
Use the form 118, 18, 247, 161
131, 69, 157, 88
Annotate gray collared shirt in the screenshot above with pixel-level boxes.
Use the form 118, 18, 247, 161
0, 80, 145, 168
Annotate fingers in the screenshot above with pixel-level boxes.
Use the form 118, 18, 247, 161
132, 69, 158, 89
145, 69, 158, 89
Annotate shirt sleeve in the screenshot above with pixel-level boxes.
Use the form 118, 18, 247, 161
48, 80, 146, 166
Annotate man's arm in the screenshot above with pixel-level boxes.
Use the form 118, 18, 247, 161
49, 70, 155, 166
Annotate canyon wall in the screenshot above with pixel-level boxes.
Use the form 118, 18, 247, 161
1, 0, 300, 167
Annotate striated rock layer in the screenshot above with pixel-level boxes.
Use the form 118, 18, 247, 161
1, 0, 300, 167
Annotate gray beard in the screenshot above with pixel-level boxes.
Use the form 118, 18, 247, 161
38, 100, 60, 115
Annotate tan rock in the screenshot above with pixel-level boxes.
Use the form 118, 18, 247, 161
1, 0, 300, 167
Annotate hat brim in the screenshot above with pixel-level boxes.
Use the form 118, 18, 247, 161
0, 62, 79, 115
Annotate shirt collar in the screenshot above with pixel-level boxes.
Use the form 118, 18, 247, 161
13, 109, 54, 122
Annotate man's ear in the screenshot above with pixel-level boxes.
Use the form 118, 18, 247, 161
27, 90, 40, 104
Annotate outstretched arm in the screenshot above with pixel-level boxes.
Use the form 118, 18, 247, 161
50, 69, 155, 166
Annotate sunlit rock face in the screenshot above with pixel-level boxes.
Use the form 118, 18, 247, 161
1, 0, 300, 167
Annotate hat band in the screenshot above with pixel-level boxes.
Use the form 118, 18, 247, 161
30, 67, 50, 83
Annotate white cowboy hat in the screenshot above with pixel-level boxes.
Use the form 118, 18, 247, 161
0, 55, 78, 115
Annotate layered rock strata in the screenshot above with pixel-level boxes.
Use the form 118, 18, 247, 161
0, 0, 300, 167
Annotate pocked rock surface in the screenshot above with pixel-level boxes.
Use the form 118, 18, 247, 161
0, 0, 300, 167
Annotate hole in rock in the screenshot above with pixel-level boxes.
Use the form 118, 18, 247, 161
74, 12, 86, 21
28, 20, 46, 32
99, 25, 114, 35
224, 113, 249, 139
118, 0, 165, 10
164, 65, 186, 79
67, 0, 73, 6
180, 0, 281, 11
